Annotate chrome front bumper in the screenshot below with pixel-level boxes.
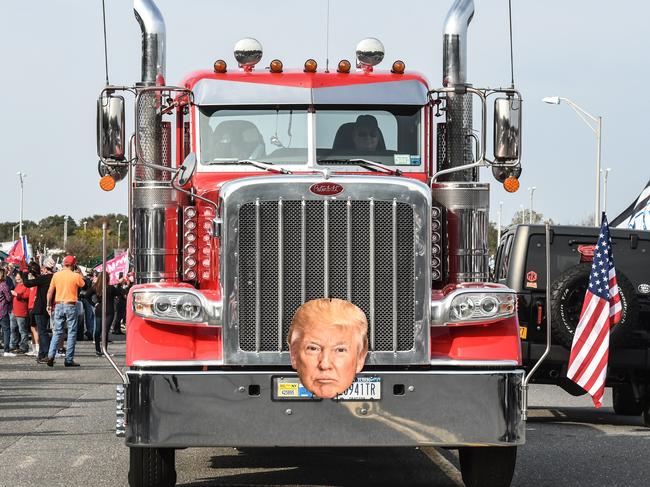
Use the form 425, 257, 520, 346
123, 369, 525, 448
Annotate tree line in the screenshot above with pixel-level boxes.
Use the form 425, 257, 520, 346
0, 214, 128, 268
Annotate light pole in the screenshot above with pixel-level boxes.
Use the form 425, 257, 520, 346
117, 220, 123, 249
519, 204, 525, 224
12, 224, 19, 242
602, 167, 612, 214
17, 171, 26, 238
82, 220, 87, 232
497, 201, 504, 244
528, 186, 537, 224
542, 96, 602, 226
63, 216, 69, 250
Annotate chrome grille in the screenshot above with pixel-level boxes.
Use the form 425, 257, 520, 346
237, 199, 415, 353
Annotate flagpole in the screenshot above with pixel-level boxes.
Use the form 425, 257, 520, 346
17, 171, 26, 239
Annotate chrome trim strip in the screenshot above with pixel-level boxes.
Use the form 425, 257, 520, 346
277, 199, 284, 351
301, 198, 306, 302
369, 198, 375, 351
392, 198, 398, 353
127, 369, 523, 377
132, 360, 225, 367
324, 199, 329, 297
346, 198, 352, 301
255, 198, 261, 353
429, 359, 520, 366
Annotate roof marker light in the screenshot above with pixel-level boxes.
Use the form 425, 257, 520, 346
503, 176, 520, 193
337, 59, 351, 73
391, 60, 405, 74
304, 59, 317, 73
213, 59, 227, 73
269, 59, 283, 73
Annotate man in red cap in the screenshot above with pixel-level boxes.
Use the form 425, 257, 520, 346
45, 255, 85, 367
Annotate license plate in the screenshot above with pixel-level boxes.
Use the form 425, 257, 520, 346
272, 376, 381, 401
519, 326, 528, 340
335, 376, 381, 401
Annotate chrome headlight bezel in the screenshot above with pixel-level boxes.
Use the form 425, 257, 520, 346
431, 288, 517, 326
132, 289, 222, 326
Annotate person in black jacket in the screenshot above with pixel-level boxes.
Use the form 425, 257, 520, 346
22, 258, 55, 363
94, 271, 118, 356
79, 272, 96, 341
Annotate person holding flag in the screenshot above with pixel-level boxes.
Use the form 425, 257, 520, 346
567, 213, 623, 407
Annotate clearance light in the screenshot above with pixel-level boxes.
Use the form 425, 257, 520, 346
214, 59, 227, 73
503, 176, 520, 193
99, 175, 116, 192
337, 59, 351, 73
304, 59, 317, 72
269, 59, 283, 73
431, 205, 444, 282
391, 60, 405, 74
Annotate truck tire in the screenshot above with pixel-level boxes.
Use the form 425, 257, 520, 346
458, 446, 517, 487
613, 384, 643, 416
550, 263, 639, 349
128, 447, 176, 487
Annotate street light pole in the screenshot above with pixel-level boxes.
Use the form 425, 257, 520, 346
528, 186, 536, 224
117, 220, 123, 249
602, 168, 612, 214
497, 201, 504, 244
63, 216, 69, 250
17, 171, 26, 239
542, 96, 602, 226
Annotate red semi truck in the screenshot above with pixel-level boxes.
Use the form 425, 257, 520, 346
96, 1, 526, 486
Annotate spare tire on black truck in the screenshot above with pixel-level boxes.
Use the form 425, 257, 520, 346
549, 263, 639, 349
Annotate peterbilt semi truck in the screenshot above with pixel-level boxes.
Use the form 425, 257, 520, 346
96, 1, 526, 486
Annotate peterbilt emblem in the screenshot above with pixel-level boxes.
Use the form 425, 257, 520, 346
309, 183, 343, 196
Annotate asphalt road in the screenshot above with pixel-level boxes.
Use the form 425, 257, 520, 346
1, 339, 649, 487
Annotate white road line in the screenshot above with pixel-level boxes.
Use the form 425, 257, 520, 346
421, 447, 464, 487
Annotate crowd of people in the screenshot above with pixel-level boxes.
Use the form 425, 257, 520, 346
0, 256, 131, 367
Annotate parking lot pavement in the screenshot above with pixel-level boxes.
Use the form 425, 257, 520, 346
2, 339, 650, 487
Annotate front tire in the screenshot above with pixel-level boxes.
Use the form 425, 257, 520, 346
128, 447, 177, 487
459, 446, 517, 487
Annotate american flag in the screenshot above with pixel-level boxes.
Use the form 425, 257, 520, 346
566, 214, 622, 407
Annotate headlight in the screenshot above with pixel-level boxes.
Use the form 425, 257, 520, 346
446, 291, 515, 324
133, 290, 205, 323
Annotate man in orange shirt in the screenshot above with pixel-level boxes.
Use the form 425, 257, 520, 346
46, 255, 85, 367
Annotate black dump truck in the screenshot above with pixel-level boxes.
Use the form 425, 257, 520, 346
495, 224, 650, 423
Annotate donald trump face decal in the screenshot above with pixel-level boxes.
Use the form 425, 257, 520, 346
288, 298, 369, 399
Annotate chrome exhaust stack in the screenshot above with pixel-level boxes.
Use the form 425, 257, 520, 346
132, 0, 179, 283
440, 0, 475, 182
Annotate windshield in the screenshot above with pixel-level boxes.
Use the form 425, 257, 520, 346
198, 106, 422, 166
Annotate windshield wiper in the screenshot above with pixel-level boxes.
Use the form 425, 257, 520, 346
317, 158, 402, 176
206, 158, 292, 174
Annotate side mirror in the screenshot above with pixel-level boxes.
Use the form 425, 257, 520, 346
493, 97, 522, 162
97, 93, 126, 161
177, 152, 197, 186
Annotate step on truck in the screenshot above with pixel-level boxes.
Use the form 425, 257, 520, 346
96, 1, 529, 485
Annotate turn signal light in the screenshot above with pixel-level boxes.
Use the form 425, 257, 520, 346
269, 59, 283, 73
391, 60, 405, 74
214, 59, 227, 73
99, 175, 116, 192
337, 59, 351, 73
304, 59, 317, 72
503, 176, 520, 193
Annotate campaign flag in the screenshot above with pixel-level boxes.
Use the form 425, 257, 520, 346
566, 213, 622, 407
94, 251, 129, 285
5, 236, 29, 268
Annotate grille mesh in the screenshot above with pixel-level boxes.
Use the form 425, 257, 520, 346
237, 199, 415, 353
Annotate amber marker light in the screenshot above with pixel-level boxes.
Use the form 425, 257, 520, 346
337, 59, 351, 73
391, 60, 405, 74
503, 176, 520, 193
269, 59, 283, 73
304, 59, 317, 72
99, 175, 116, 192
213, 59, 227, 73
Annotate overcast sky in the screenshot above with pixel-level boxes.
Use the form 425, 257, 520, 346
2, 0, 648, 227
